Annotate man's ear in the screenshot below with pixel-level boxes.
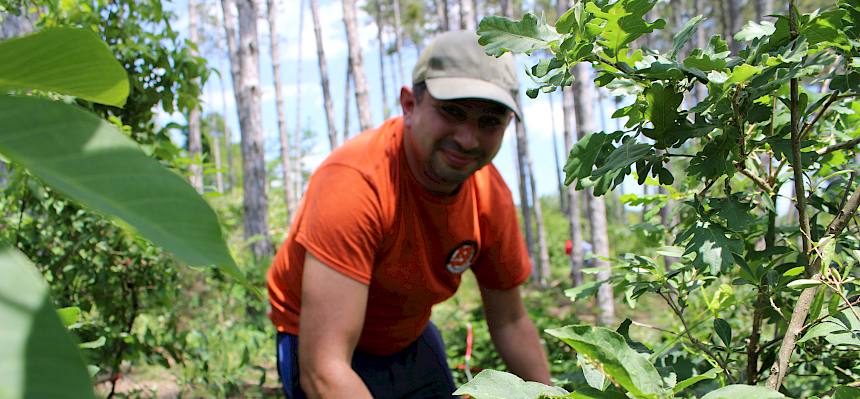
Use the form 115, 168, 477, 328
400, 86, 415, 128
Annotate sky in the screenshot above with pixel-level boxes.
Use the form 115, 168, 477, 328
162, 0, 623, 202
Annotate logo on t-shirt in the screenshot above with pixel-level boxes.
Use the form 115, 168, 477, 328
446, 241, 478, 274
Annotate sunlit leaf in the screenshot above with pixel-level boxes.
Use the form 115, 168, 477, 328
478, 13, 560, 57
673, 368, 721, 393
0, 96, 243, 282
453, 369, 569, 399
0, 28, 128, 107
670, 15, 706, 59
584, 0, 666, 59
701, 385, 784, 399
735, 20, 776, 42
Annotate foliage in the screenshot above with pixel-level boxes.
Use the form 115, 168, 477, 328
0, 24, 242, 398
473, 0, 860, 397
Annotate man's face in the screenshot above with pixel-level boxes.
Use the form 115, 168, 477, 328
401, 85, 514, 195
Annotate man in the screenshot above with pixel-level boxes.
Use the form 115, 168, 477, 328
267, 30, 551, 399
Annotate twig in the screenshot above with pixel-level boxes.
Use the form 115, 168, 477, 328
817, 137, 860, 156
799, 91, 839, 141
658, 291, 733, 382
735, 162, 774, 193
630, 320, 681, 336
698, 178, 718, 199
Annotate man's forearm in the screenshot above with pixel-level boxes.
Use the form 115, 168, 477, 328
489, 315, 551, 384
300, 362, 373, 399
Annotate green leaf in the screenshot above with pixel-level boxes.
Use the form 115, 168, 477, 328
676, 221, 743, 275
0, 28, 128, 107
713, 318, 732, 347
782, 266, 806, 277
726, 64, 763, 85
566, 388, 628, 398
735, 20, 776, 42
786, 278, 822, 289
564, 132, 616, 185
0, 247, 95, 399
798, 308, 860, 346
711, 196, 755, 231
0, 96, 243, 282
670, 15, 706, 59
478, 13, 560, 57
701, 385, 785, 399
453, 369, 569, 399
834, 386, 860, 399
643, 83, 682, 135
57, 306, 82, 328
584, 0, 666, 59
547, 325, 667, 398
565, 279, 606, 301
672, 368, 721, 393
656, 246, 685, 258
79, 336, 106, 349
579, 353, 607, 390
592, 140, 653, 177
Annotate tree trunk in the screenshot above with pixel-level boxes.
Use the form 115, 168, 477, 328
392, 0, 406, 84
572, 63, 614, 325
219, 63, 235, 191
212, 134, 225, 193
344, 61, 353, 140
513, 125, 536, 272
435, 0, 450, 31
549, 92, 566, 214
727, 0, 742, 53
342, 0, 373, 132
187, 0, 204, 192
459, 0, 475, 30
219, 1, 241, 191
309, 0, 338, 150
293, 0, 307, 212
375, 3, 391, 119
266, 0, 295, 221
562, 86, 584, 286
234, 0, 273, 259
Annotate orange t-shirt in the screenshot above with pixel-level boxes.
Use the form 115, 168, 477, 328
266, 117, 531, 355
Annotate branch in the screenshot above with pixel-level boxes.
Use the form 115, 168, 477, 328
767, 182, 860, 389
735, 162, 774, 193
800, 91, 839, 141
817, 137, 860, 156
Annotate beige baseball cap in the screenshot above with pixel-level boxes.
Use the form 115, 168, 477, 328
412, 30, 521, 119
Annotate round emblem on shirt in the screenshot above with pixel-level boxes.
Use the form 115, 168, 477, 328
446, 241, 478, 274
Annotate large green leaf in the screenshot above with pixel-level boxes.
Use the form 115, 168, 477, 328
584, 0, 666, 59
0, 247, 95, 399
735, 20, 776, 42
546, 325, 667, 398
700, 385, 784, 399
670, 15, 706, 59
452, 369, 569, 399
0, 28, 128, 107
592, 140, 653, 177
643, 83, 682, 135
478, 13, 560, 57
0, 96, 242, 281
798, 308, 860, 346
676, 221, 743, 275
564, 132, 616, 185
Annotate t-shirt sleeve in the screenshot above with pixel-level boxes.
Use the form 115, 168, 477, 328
294, 164, 383, 285
470, 182, 532, 290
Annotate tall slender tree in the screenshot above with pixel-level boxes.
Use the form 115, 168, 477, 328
459, 0, 475, 30
392, 0, 406, 84
188, 0, 204, 192
344, 61, 353, 140
435, 0, 450, 31
549, 92, 566, 214
513, 131, 536, 267
229, 0, 273, 259
218, 59, 235, 191
572, 62, 614, 325
309, 0, 338, 151
521, 116, 551, 287
374, 1, 391, 119
266, 0, 295, 220
343, 0, 373, 132
293, 0, 306, 207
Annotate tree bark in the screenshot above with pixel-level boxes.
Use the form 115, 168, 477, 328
219, 2, 240, 191
188, 0, 204, 192
342, 0, 373, 132
234, 0, 273, 259
392, 0, 406, 83
435, 0, 450, 31
344, 61, 353, 140
572, 63, 614, 325
375, 3, 391, 119
309, 0, 338, 150
212, 134, 225, 193
562, 86, 584, 287
293, 0, 307, 212
549, 92, 566, 214
513, 124, 536, 274
459, 0, 476, 30
266, 0, 295, 221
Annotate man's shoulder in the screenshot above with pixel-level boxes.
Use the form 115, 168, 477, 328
317, 117, 403, 180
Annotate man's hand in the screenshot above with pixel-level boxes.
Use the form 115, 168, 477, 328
480, 285, 552, 385
299, 253, 373, 399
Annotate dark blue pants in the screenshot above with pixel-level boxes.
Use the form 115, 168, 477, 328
276, 322, 456, 399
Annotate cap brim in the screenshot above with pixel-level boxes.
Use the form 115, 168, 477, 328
425, 77, 521, 120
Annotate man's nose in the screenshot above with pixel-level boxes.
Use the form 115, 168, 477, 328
451, 122, 480, 151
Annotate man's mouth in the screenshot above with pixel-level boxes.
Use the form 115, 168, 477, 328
440, 148, 477, 168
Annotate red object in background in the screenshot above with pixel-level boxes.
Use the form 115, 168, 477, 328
465, 323, 473, 362
565, 239, 573, 256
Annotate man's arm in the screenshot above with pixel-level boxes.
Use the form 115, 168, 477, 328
298, 253, 373, 399
479, 285, 552, 384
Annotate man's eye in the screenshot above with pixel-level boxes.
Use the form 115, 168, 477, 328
479, 117, 502, 128
441, 106, 465, 119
